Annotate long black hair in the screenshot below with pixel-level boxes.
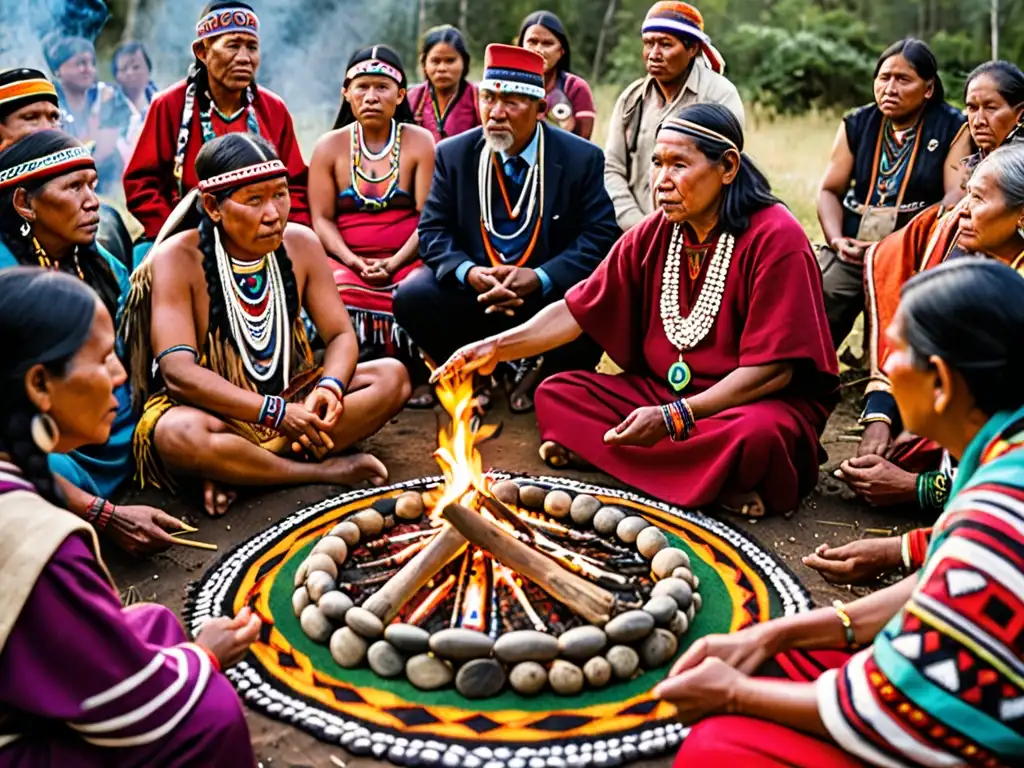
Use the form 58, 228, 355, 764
901, 257, 1024, 416
517, 11, 572, 75
876, 38, 945, 104
658, 102, 780, 234
965, 60, 1024, 109
0, 130, 121, 318
333, 44, 414, 130
0, 267, 99, 506
420, 25, 471, 86
194, 133, 300, 396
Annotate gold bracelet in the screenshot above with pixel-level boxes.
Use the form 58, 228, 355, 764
833, 599, 857, 649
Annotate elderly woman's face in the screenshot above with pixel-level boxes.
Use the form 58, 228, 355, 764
960, 164, 1023, 256
22, 168, 101, 248
208, 177, 290, 258
873, 54, 933, 121
650, 130, 732, 225
966, 73, 1024, 153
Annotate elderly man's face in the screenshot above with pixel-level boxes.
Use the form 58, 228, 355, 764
479, 89, 541, 153
0, 100, 61, 148
642, 33, 699, 84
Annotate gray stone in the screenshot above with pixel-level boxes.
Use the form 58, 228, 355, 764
318, 590, 353, 622
299, 605, 332, 643
519, 485, 547, 509
636, 527, 669, 559
455, 659, 506, 699
330, 627, 367, 667
491, 480, 520, 506
651, 577, 693, 611
429, 628, 495, 660
396, 491, 425, 520
642, 596, 678, 625
615, 516, 650, 544
494, 630, 559, 663
671, 567, 694, 586
549, 660, 584, 695
605, 610, 655, 643
508, 758, 526, 768
292, 586, 310, 617
569, 495, 601, 525
367, 641, 405, 678
330, 521, 361, 547
687, 603, 696, 622
350, 509, 384, 538
593, 506, 627, 536
651, 548, 689, 579
640, 629, 678, 669
557, 626, 607, 660
385, 623, 431, 654
543, 490, 572, 519
606, 645, 639, 679
351, 738, 372, 755
305, 570, 336, 603
305, 552, 339, 580
509, 661, 547, 695
312, 535, 348, 567
293, 559, 309, 588
406, 654, 454, 690
583, 657, 612, 688
669, 610, 689, 637
346, 606, 384, 639
693, 592, 703, 612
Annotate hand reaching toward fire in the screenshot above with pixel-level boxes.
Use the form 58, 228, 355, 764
430, 338, 501, 384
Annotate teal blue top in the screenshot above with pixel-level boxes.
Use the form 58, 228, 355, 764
0, 240, 136, 498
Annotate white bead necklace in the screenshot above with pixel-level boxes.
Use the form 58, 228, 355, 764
477, 128, 545, 244
357, 119, 396, 162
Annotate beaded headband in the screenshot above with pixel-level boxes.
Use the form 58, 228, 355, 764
197, 159, 287, 193
195, 7, 260, 43
659, 118, 738, 151
478, 76, 546, 100
345, 59, 403, 86
0, 78, 58, 109
0, 146, 94, 191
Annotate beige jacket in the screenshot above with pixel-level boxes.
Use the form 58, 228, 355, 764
604, 65, 745, 231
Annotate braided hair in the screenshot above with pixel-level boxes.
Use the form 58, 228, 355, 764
0, 267, 99, 506
194, 132, 299, 396
0, 130, 121, 318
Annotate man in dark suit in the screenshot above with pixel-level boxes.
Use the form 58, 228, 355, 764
394, 44, 619, 410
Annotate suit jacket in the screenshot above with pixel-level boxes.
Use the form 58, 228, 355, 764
418, 123, 619, 296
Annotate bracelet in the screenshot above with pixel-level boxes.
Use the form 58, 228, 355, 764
900, 532, 913, 573
155, 344, 200, 365
916, 470, 950, 511
85, 495, 104, 524
317, 376, 345, 400
199, 644, 222, 673
87, 496, 115, 531
258, 395, 286, 430
832, 600, 857, 649
902, 527, 932, 572
660, 398, 696, 442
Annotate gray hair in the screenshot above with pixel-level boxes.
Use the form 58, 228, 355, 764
975, 142, 1024, 208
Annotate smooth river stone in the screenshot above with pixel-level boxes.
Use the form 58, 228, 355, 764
395, 491, 425, 520
518, 485, 547, 509
651, 548, 690, 579
605, 610, 655, 643
491, 480, 520, 506
669, 611, 689, 637
367, 641, 405, 678
429, 628, 495, 661
349, 509, 384, 538
292, 586, 311, 617
606, 645, 640, 679
345, 606, 384, 639
640, 629, 678, 669
671, 567, 695, 586
456, 659, 506, 699
544, 490, 572, 519
569, 494, 601, 525
305, 570, 336, 603
549, 660, 584, 695
693, 592, 703, 612
557, 626, 607, 660
330, 521, 361, 547
330, 627, 367, 668
406, 654, 453, 690
318, 590, 353, 622
300, 605, 333, 643
293, 559, 309, 588
312, 536, 349, 567
651, 577, 693, 612
593, 506, 626, 536
615, 516, 650, 544
305, 552, 339, 580
509, 661, 547, 695
494, 631, 559, 663
385, 623, 431, 654
583, 657, 612, 688
643, 596, 678, 625
635, 527, 669, 559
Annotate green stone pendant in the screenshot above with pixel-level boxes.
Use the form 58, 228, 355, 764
667, 359, 692, 393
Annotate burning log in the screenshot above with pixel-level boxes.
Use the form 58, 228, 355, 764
442, 503, 617, 626
362, 525, 468, 623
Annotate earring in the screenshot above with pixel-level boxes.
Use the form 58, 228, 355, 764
30, 412, 59, 454
19, 220, 30, 237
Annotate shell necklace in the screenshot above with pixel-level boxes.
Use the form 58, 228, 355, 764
660, 224, 735, 392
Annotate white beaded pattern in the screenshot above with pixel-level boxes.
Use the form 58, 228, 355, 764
659, 224, 735, 351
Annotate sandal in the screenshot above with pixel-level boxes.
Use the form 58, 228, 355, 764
503, 356, 544, 414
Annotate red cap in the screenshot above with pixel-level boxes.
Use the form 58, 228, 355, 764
481, 44, 546, 99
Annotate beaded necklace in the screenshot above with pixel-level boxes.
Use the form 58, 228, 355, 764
199, 95, 262, 147
350, 120, 402, 211
660, 224, 735, 392
477, 128, 545, 267
875, 118, 919, 204
33, 237, 84, 279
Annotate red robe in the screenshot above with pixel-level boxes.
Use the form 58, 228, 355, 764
534, 205, 839, 513
123, 79, 311, 240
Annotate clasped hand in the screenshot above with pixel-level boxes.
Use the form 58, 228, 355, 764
468, 266, 540, 316
280, 387, 343, 460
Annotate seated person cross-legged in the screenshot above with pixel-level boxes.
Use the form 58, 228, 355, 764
433, 103, 839, 518
393, 44, 619, 413
124, 133, 409, 516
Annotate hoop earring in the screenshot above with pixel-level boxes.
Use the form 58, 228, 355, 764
30, 412, 59, 454
19, 220, 31, 238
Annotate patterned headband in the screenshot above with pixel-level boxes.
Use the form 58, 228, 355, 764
345, 59, 403, 86
0, 78, 58, 109
195, 7, 260, 43
0, 146, 94, 191
198, 159, 287, 193
659, 118, 739, 151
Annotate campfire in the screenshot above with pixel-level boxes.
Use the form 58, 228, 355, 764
293, 369, 702, 698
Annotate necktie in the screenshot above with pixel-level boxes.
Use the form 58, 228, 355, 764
503, 156, 528, 186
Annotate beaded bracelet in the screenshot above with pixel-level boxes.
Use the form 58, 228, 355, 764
832, 600, 857, 649
901, 527, 932, 573
317, 376, 345, 400
85, 496, 115, 531
259, 395, 286, 430
660, 398, 696, 442
916, 470, 950, 511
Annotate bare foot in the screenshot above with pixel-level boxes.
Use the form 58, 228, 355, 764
317, 453, 388, 487
203, 480, 238, 517
407, 384, 436, 409
718, 489, 767, 518
539, 440, 591, 470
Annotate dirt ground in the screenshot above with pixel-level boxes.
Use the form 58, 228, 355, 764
106, 391, 930, 768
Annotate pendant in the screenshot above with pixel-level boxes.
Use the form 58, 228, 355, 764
667, 359, 692, 393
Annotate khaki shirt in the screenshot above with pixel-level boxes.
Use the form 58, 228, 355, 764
604, 65, 745, 231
